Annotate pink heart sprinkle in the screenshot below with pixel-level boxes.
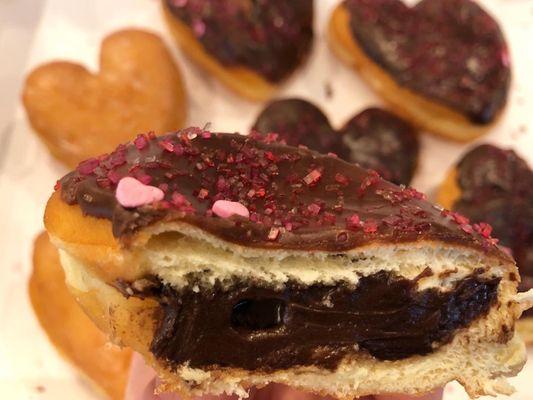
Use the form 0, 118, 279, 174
212, 200, 250, 219
116, 177, 164, 208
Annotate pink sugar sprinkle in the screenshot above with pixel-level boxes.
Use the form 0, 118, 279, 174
116, 177, 164, 208
307, 203, 322, 216
335, 173, 349, 186
303, 169, 322, 186
159, 139, 174, 152
501, 47, 510, 68
363, 219, 379, 234
134, 134, 148, 150
192, 19, 206, 37
267, 227, 280, 241
211, 200, 250, 219
345, 214, 361, 230
78, 158, 100, 175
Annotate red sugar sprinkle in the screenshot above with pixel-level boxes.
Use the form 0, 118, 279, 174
136, 173, 152, 185
96, 177, 111, 188
263, 132, 280, 144
307, 203, 321, 216
159, 140, 174, 152
358, 170, 380, 196
461, 224, 474, 234
171, 191, 186, 206
474, 222, 493, 238
363, 219, 379, 234
346, 214, 361, 230
107, 169, 121, 184
173, 144, 184, 156
197, 188, 209, 200
265, 151, 276, 161
267, 227, 280, 241
134, 134, 148, 150
323, 212, 337, 225
303, 169, 322, 186
54, 180, 61, 190
78, 158, 100, 175
334, 173, 349, 186
148, 131, 156, 140
450, 211, 469, 225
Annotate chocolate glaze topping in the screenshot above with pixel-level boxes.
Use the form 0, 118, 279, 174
341, 108, 419, 185
344, 0, 510, 123
454, 145, 533, 301
252, 99, 419, 185
165, 0, 313, 83
252, 98, 348, 159
142, 271, 500, 369
58, 129, 506, 257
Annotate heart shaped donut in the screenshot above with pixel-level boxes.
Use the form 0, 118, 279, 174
23, 29, 187, 167
438, 144, 533, 340
162, 0, 313, 100
252, 98, 419, 185
29, 232, 132, 400
328, 0, 511, 141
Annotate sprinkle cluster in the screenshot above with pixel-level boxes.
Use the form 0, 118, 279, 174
58, 129, 502, 253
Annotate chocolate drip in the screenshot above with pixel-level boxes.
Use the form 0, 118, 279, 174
345, 0, 510, 123
252, 100, 418, 185
453, 145, 533, 309
58, 129, 506, 257
165, 0, 313, 83
148, 271, 500, 370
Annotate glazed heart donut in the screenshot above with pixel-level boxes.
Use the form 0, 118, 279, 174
252, 98, 419, 185
438, 144, 533, 342
44, 127, 531, 398
23, 29, 187, 167
328, 0, 511, 141
29, 232, 131, 400
162, 0, 313, 100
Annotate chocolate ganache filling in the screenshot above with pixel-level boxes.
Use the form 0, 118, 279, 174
344, 0, 510, 123
116, 271, 500, 370
164, 0, 313, 83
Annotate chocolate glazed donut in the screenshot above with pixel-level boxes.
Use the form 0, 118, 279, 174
440, 145, 533, 315
163, 0, 313, 99
252, 98, 419, 185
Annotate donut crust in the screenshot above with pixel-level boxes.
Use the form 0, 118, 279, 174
327, 5, 504, 142
29, 232, 132, 400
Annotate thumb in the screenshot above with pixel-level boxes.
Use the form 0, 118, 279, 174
374, 388, 444, 400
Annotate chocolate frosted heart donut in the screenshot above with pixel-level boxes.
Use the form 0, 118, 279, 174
252, 98, 347, 157
163, 0, 313, 100
341, 108, 419, 185
328, 0, 511, 141
252, 98, 419, 185
44, 128, 530, 398
438, 145, 533, 340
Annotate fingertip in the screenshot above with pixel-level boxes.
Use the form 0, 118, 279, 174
374, 388, 443, 400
